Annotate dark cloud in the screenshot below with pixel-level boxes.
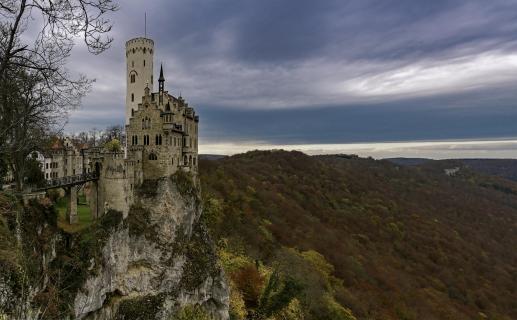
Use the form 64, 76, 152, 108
63, 0, 517, 154
198, 89, 517, 145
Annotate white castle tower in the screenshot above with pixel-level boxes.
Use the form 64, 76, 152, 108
125, 37, 154, 124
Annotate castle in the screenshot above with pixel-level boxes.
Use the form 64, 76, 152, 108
91, 37, 199, 217
25, 37, 199, 221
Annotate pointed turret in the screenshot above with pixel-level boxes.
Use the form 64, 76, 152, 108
159, 63, 165, 83
158, 63, 165, 105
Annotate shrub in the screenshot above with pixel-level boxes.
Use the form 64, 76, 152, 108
230, 264, 264, 310
173, 305, 211, 320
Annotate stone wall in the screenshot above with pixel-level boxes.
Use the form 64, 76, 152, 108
97, 153, 130, 217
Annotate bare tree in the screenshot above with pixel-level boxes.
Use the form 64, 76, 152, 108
103, 124, 124, 142
2, 64, 80, 190
0, 0, 118, 190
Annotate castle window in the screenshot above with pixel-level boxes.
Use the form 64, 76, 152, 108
189, 155, 192, 166
148, 153, 157, 160
154, 134, 163, 145
132, 48, 135, 54
144, 60, 146, 66
184, 155, 188, 166
131, 93, 134, 102
193, 157, 196, 166
130, 74, 135, 83
151, 75, 153, 84
132, 61, 134, 67
131, 109, 135, 116
171, 158, 174, 165
143, 48, 146, 54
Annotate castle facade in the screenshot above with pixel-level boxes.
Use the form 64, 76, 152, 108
93, 37, 199, 216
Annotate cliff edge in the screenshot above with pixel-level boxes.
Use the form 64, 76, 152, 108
0, 173, 229, 320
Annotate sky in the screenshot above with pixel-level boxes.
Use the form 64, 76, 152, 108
64, 0, 517, 158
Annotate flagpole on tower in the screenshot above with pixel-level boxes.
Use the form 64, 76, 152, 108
144, 12, 147, 37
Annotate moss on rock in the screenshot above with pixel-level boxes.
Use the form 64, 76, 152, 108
115, 293, 166, 320
125, 204, 159, 243
137, 179, 160, 198
171, 171, 198, 199
180, 223, 220, 291
41, 209, 123, 318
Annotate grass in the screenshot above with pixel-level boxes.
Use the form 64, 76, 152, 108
55, 193, 92, 233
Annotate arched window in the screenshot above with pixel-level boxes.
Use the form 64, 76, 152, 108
159, 135, 162, 145
193, 157, 196, 166
131, 109, 135, 116
141, 119, 144, 129
143, 48, 146, 54
130, 74, 135, 83
189, 155, 192, 166
143, 60, 146, 67
155, 135, 159, 145
171, 158, 174, 165
184, 155, 188, 166
132, 61, 134, 67
148, 153, 157, 160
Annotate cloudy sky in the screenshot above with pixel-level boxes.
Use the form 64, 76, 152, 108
66, 0, 517, 158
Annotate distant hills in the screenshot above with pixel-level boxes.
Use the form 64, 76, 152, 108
387, 157, 517, 181
199, 154, 227, 161
200, 150, 517, 320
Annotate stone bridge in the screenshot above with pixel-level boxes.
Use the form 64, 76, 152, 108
35, 172, 99, 225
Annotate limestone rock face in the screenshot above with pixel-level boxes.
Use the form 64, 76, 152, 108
73, 177, 229, 319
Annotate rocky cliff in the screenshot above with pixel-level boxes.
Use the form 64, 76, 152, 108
0, 173, 229, 319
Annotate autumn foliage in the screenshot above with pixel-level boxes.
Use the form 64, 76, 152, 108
200, 150, 517, 320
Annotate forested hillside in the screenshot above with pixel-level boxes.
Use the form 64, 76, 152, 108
200, 150, 517, 320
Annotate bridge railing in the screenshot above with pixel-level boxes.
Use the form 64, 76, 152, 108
44, 172, 99, 189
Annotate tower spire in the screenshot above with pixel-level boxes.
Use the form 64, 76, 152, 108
159, 63, 165, 82
159, 63, 165, 104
